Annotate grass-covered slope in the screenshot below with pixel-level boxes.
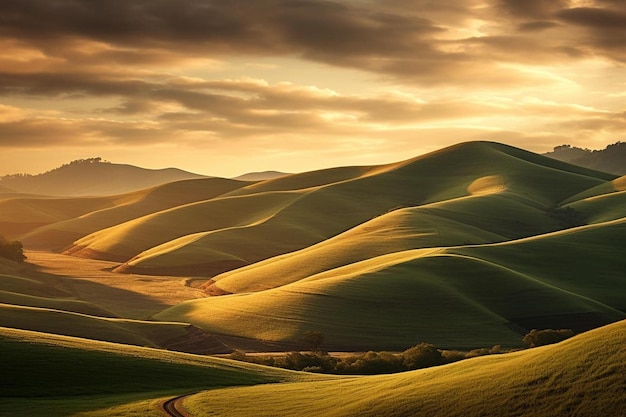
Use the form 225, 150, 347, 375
156, 218, 626, 350
0, 327, 320, 416
0, 194, 121, 239
205, 191, 562, 294
0, 302, 235, 355
19, 177, 248, 251
100, 141, 613, 275
182, 319, 626, 417
67, 190, 306, 263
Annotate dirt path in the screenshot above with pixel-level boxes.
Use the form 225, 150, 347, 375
162, 394, 195, 417
25, 251, 208, 319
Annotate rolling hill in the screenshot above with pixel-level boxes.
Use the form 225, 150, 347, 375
155, 218, 626, 350
232, 171, 290, 181
2, 319, 623, 416
17, 177, 248, 250
0, 326, 321, 416
0, 157, 206, 196
66, 141, 614, 276
181, 319, 626, 417
3, 140, 625, 353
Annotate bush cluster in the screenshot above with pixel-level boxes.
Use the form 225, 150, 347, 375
229, 342, 517, 375
0, 235, 25, 263
523, 329, 575, 347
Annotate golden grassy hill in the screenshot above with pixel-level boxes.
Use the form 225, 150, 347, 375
80, 141, 614, 276
3, 320, 623, 416
181, 319, 626, 417
155, 217, 626, 350
19, 177, 247, 250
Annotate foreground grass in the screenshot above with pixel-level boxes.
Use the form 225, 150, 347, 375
1, 327, 321, 416
181, 319, 626, 417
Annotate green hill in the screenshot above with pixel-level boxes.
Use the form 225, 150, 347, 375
181, 319, 626, 417
19, 177, 248, 250
155, 218, 626, 350
3, 321, 623, 417
0, 327, 320, 416
81, 141, 613, 276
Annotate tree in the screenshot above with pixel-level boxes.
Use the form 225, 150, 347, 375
0, 235, 26, 263
301, 330, 324, 352
402, 343, 442, 370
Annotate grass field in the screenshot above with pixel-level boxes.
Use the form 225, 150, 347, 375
19, 177, 248, 251
83, 141, 614, 276
2, 141, 625, 415
156, 216, 626, 350
178, 319, 626, 417
0, 327, 324, 416
2, 321, 623, 416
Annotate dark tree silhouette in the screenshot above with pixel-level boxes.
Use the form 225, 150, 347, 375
0, 235, 26, 263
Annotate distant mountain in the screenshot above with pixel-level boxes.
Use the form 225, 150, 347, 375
543, 142, 626, 175
232, 171, 290, 181
0, 158, 206, 196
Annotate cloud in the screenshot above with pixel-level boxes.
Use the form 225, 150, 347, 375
0, 0, 624, 175
5, 0, 622, 88
557, 5, 626, 61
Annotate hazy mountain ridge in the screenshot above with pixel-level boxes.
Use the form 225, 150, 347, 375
544, 142, 626, 175
0, 157, 206, 196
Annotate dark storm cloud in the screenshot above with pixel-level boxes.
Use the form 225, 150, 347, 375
1, 0, 624, 88
0, 0, 439, 57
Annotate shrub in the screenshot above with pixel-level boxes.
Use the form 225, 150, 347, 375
401, 343, 442, 369
523, 329, 575, 347
0, 235, 25, 263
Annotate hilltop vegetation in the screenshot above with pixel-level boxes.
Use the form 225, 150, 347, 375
544, 141, 626, 175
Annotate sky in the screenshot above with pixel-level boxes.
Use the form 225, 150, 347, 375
0, 0, 625, 177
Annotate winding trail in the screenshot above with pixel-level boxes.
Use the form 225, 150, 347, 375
162, 393, 195, 417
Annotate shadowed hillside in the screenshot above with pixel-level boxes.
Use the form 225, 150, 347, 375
0, 158, 206, 196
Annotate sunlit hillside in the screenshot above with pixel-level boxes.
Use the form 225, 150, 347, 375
181, 319, 626, 417
2, 320, 623, 416
67, 142, 613, 276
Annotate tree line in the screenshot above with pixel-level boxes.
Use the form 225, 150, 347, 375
229, 328, 575, 375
